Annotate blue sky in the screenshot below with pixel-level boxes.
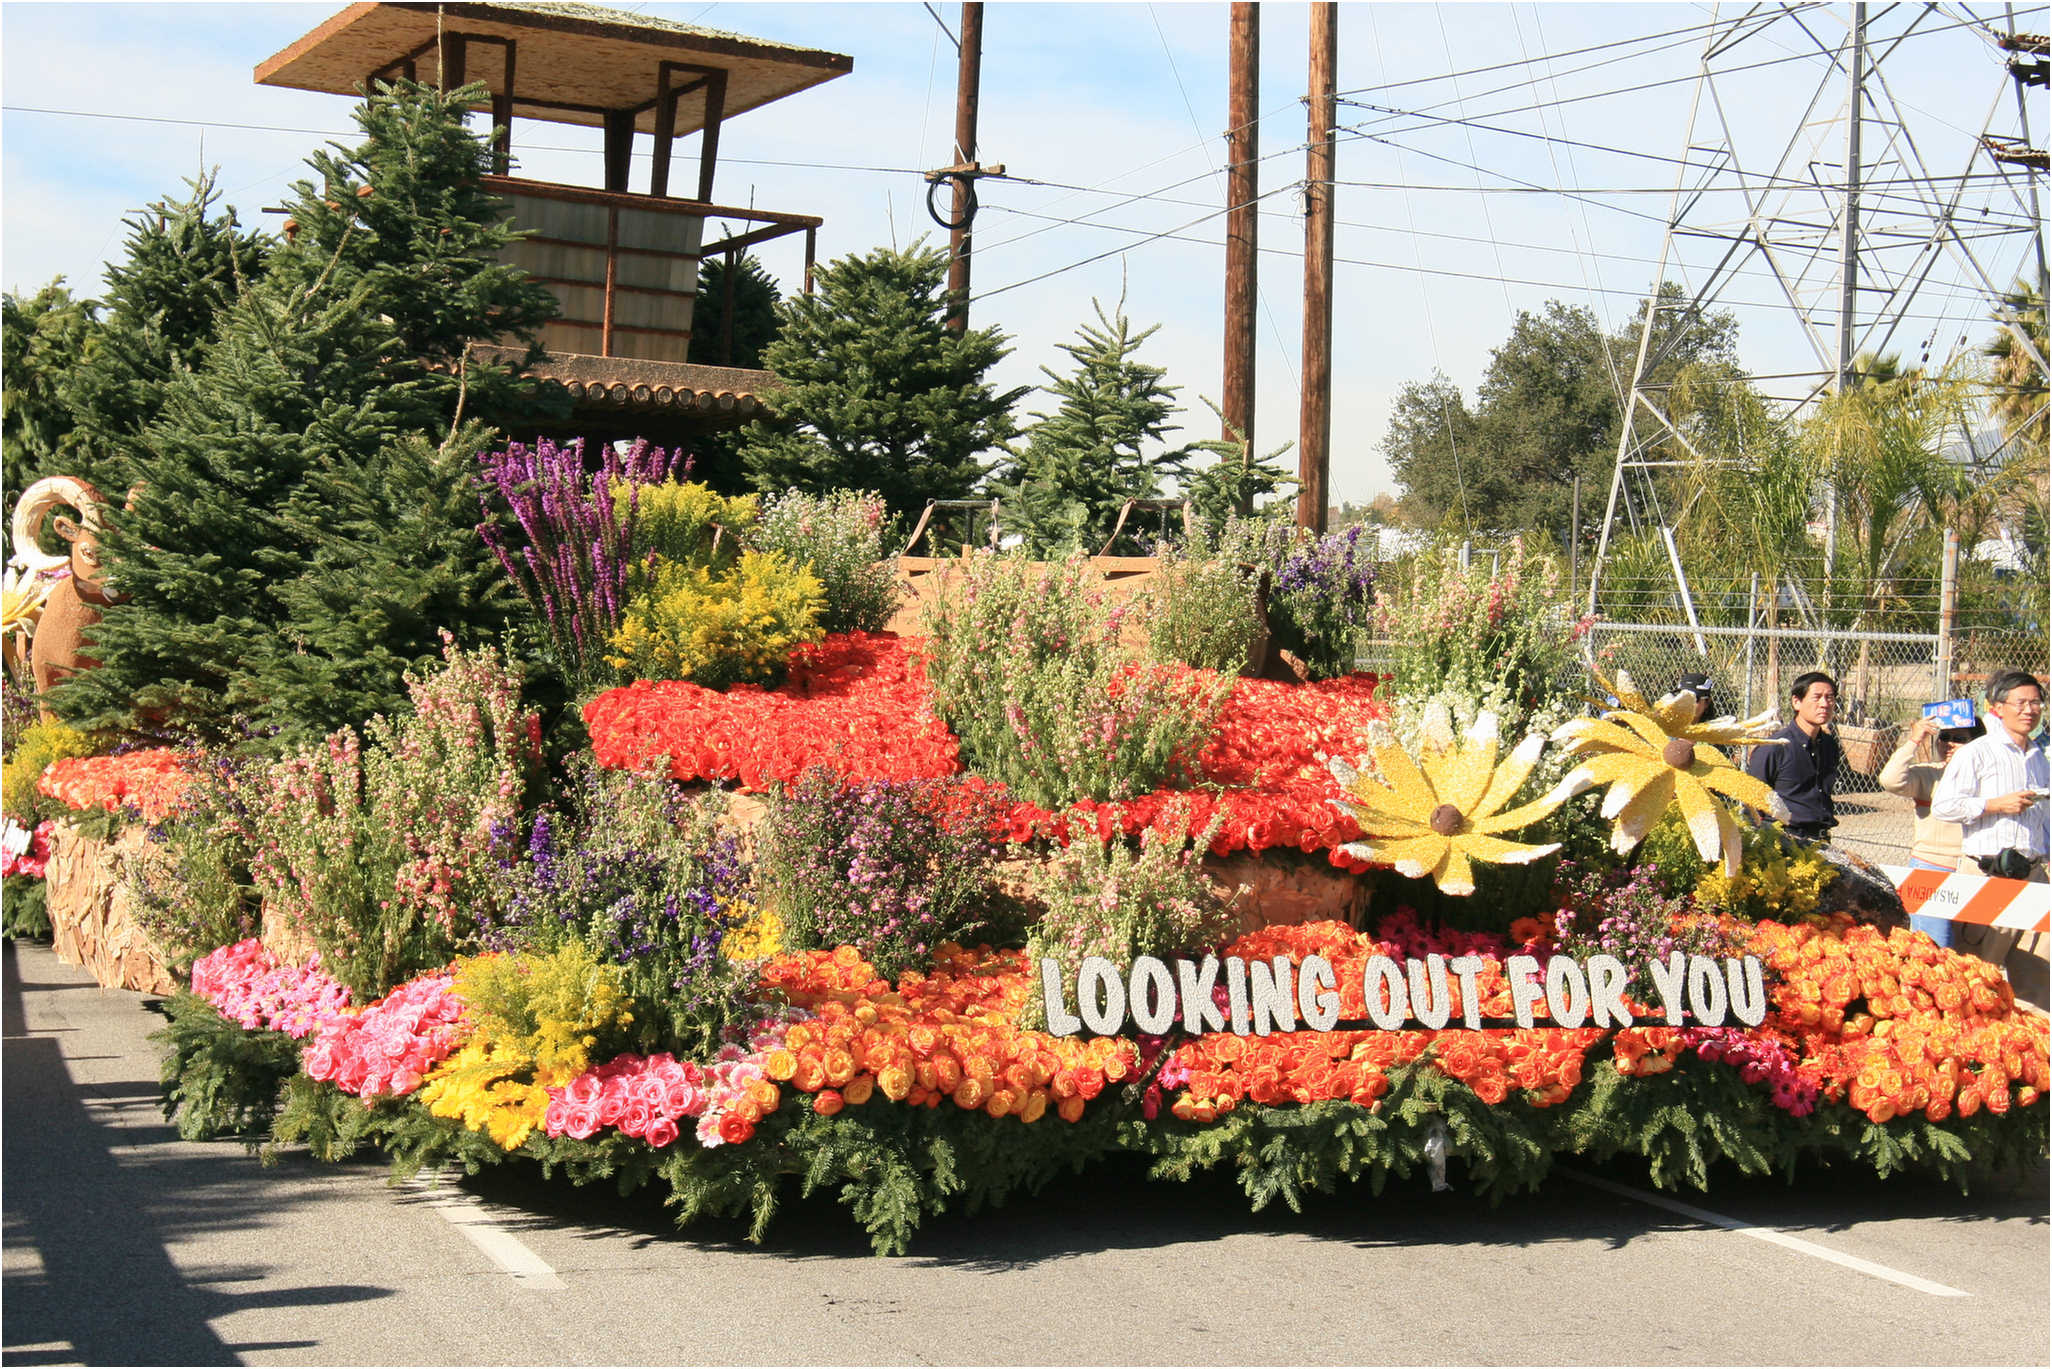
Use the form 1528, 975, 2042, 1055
4, 2, 2045, 506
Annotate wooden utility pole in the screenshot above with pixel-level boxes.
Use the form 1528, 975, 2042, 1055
1223, 2, 1260, 459
947, 3, 985, 333
1297, 2, 1337, 533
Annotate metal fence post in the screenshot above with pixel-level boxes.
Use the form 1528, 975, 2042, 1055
1744, 571, 1758, 718
1936, 526, 1958, 698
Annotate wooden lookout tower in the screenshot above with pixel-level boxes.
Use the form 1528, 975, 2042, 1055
256, 1, 853, 442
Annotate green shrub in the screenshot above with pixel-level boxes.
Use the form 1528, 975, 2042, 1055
921, 549, 1231, 807
1144, 549, 1262, 674
154, 991, 305, 1142
122, 759, 259, 976
2, 875, 50, 939
751, 488, 903, 634
1020, 808, 1241, 1028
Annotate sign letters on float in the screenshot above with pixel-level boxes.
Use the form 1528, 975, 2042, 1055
1037, 952, 1769, 1038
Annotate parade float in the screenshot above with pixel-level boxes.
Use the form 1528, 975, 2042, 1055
7, 449, 2045, 1257
3, 60, 2042, 1257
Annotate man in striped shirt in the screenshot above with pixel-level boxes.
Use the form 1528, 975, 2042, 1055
1930, 670, 2049, 882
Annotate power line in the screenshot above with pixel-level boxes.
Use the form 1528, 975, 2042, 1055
972, 181, 1302, 303
975, 199, 2027, 327
1343, 9, 2004, 158
1332, 5, 1831, 101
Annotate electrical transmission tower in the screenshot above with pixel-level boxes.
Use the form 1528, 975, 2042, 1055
1589, 2, 2049, 629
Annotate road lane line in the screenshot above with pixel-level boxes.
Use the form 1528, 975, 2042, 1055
1561, 1169, 1970, 1297
406, 1174, 565, 1290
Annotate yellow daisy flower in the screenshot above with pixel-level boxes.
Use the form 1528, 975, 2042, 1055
1551, 669, 1789, 874
1328, 708, 1569, 897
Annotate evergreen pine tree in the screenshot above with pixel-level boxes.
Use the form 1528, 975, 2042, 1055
688, 253, 782, 368
264, 79, 559, 418
1183, 401, 1298, 531
2, 281, 97, 541
51, 82, 558, 742
993, 299, 1193, 555
52, 282, 427, 737
61, 173, 270, 496
739, 243, 1025, 522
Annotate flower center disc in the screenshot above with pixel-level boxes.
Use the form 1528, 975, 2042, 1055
1429, 803, 1465, 836
1662, 737, 1696, 768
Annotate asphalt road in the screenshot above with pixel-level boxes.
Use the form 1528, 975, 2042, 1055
5, 938, 2047, 1368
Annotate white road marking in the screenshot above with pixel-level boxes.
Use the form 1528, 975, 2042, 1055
406, 1174, 565, 1289
1562, 1169, 1970, 1297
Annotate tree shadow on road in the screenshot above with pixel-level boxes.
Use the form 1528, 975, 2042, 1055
449, 1131, 2048, 1274
3, 941, 393, 1365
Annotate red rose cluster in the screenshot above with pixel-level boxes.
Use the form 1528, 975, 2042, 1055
584, 632, 960, 789
584, 632, 1385, 866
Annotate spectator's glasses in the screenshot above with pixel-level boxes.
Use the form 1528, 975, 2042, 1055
1997, 697, 2044, 712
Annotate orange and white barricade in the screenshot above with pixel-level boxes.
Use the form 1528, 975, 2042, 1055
1880, 866, 2051, 934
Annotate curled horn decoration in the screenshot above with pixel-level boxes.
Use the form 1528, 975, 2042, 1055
10, 477, 109, 574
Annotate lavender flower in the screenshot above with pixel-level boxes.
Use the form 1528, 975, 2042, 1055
475, 437, 686, 690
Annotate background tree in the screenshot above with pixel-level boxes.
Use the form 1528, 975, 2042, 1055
1380, 285, 1742, 543
688, 253, 781, 369
738, 242, 1026, 523
61, 173, 270, 497
1181, 412, 1296, 533
2, 281, 97, 551
993, 299, 1192, 555
52, 81, 557, 741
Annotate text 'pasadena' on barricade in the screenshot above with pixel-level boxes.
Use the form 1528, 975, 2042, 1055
1037, 952, 1770, 1038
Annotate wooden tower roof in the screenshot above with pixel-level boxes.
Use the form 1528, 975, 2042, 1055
255, 1, 851, 134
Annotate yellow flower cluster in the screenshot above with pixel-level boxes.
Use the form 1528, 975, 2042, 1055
417, 944, 635, 1151
627, 481, 759, 563
721, 900, 784, 960
417, 1037, 553, 1150
1695, 824, 1836, 920
607, 550, 825, 689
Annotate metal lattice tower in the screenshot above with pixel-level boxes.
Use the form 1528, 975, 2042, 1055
1589, 2, 2050, 630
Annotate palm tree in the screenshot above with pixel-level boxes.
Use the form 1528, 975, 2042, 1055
1984, 278, 2048, 452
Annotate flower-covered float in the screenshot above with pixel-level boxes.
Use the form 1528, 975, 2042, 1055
16, 457, 2046, 1256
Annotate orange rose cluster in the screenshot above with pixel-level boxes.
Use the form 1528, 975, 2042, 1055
759, 944, 1140, 1124
1750, 916, 2046, 1124
38, 749, 195, 824
751, 916, 2048, 1135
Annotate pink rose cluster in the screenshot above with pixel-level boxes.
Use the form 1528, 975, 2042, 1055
1682, 1026, 1820, 1117
301, 972, 468, 1099
1, 819, 53, 880
189, 939, 353, 1039
694, 1013, 806, 1150
543, 1052, 708, 1149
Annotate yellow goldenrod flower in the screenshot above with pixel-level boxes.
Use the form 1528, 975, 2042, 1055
1329, 708, 1568, 896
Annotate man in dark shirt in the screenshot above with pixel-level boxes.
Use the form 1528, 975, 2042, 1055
1747, 671, 1840, 841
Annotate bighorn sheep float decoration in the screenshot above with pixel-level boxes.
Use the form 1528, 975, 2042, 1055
10, 477, 117, 718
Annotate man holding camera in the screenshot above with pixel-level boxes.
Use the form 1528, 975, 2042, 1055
1930, 670, 2049, 882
